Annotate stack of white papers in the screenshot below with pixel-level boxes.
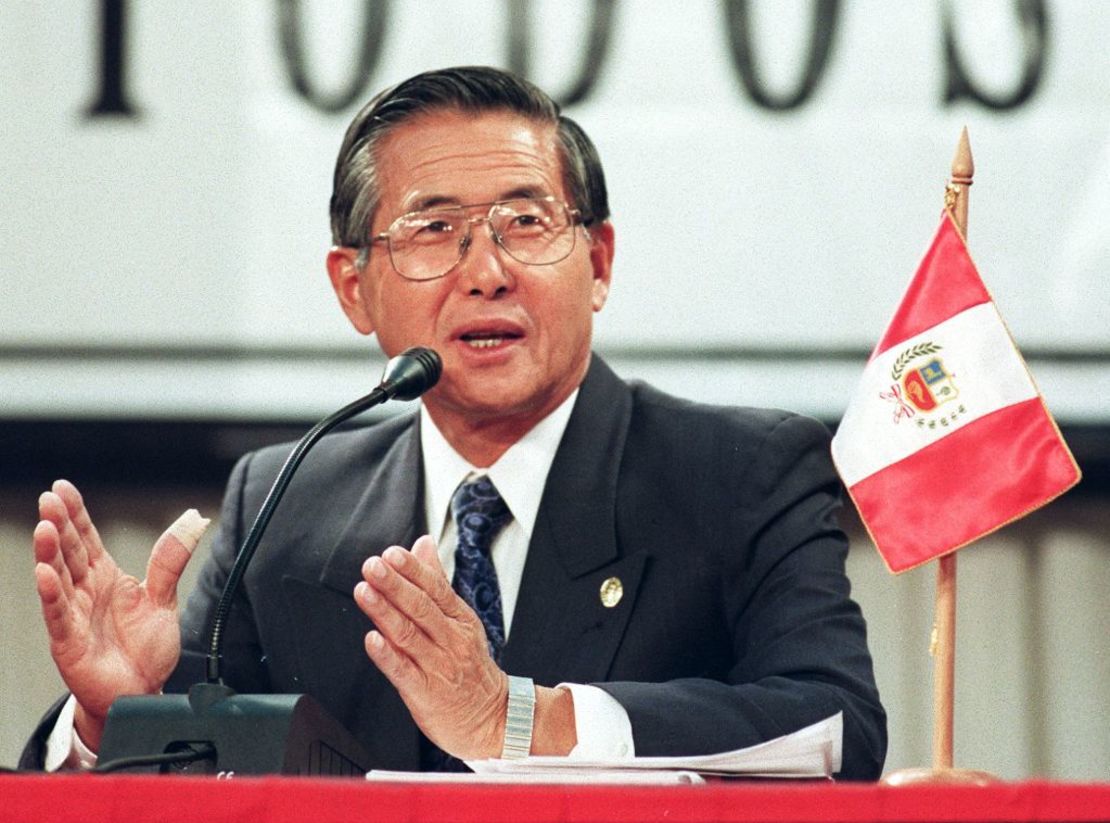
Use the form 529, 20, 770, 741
367, 768, 705, 784
367, 713, 841, 785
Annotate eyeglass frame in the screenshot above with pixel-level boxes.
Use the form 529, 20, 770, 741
367, 195, 591, 282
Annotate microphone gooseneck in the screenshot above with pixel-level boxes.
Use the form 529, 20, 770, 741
205, 347, 442, 684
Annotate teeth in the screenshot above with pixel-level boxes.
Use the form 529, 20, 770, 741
466, 336, 504, 349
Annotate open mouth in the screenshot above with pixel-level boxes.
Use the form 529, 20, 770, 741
460, 331, 522, 349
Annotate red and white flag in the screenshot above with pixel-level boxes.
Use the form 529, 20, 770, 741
831, 212, 1081, 573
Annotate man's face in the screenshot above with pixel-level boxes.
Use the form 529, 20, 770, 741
328, 109, 614, 434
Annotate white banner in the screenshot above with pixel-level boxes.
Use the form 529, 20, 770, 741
2, 1, 1107, 420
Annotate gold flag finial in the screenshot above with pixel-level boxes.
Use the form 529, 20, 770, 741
946, 127, 975, 235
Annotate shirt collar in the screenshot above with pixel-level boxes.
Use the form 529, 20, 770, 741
420, 389, 579, 542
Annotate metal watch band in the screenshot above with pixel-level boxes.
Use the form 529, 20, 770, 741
501, 675, 536, 759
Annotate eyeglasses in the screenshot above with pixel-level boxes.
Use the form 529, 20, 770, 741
370, 196, 586, 281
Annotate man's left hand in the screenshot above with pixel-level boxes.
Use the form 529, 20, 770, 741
354, 535, 508, 759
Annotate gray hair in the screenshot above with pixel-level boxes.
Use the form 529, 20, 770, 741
328, 66, 610, 267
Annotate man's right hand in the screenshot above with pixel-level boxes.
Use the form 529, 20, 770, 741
33, 479, 209, 752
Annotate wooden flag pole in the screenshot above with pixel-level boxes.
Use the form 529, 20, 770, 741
933, 128, 973, 771
931, 553, 960, 769
883, 129, 996, 786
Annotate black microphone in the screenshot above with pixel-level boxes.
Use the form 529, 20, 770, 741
95, 347, 441, 776
378, 345, 443, 401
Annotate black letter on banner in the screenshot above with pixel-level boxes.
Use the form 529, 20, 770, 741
85, 0, 139, 117
505, 0, 617, 107
279, 0, 389, 113
942, 0, 1048, 110
722, 0, 841, 112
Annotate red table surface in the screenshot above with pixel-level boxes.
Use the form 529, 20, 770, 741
1, 776, 1108, 823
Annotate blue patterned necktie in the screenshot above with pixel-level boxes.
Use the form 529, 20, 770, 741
451, 476, 512, 663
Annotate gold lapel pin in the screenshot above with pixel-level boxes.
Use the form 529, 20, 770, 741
599, 576, 623, 608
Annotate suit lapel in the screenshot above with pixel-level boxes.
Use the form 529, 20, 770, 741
502, 357, 647, 685
318, 413, 424, 595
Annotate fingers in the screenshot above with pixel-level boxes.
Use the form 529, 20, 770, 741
33, 518, 75, 602
355, 553, 441, 665
146, 509, 210, 608
363, 628, 417, 687
384, 539, 470, 621
37, 479, 110, 592
52, 479, 107, 564
411, 534, 444, 572
37, 490, 90, 590
34, 561, 74, 647
355, 539, 484, 662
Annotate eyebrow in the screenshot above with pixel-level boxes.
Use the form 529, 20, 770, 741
405, 186, 551, 213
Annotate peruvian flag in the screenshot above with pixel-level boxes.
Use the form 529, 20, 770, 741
831, 212, 1081, 573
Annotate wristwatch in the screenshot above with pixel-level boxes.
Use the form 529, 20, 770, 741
501, 675, 536, 759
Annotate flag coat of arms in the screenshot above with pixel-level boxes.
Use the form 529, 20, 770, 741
831, 212, 1081, 573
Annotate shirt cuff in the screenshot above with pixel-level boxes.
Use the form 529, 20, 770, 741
44, 694, 98, 771
558, 683, 635, 760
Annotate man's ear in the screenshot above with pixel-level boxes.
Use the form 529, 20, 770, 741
588, 221, 615, 312
326, 247, 375, 335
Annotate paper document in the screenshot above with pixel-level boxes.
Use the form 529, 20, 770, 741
464, 712, 842, 782
367, 769, 704, 785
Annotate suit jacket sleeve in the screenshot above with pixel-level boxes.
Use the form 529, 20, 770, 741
595, 409, 886, 780
18, 695, 69, 770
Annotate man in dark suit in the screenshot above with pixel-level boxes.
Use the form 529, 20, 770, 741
27, 66, 886, 778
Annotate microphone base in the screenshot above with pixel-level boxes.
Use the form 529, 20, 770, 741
98, 683, 373, 776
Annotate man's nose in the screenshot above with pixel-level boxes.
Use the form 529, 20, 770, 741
454, 219, 514, 297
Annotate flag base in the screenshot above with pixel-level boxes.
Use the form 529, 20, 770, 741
881, 767, 999, 786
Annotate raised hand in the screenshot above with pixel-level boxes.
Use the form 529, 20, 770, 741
354, 536, 509, 759
353, 535, 577, 760
33, 479, 208, 750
